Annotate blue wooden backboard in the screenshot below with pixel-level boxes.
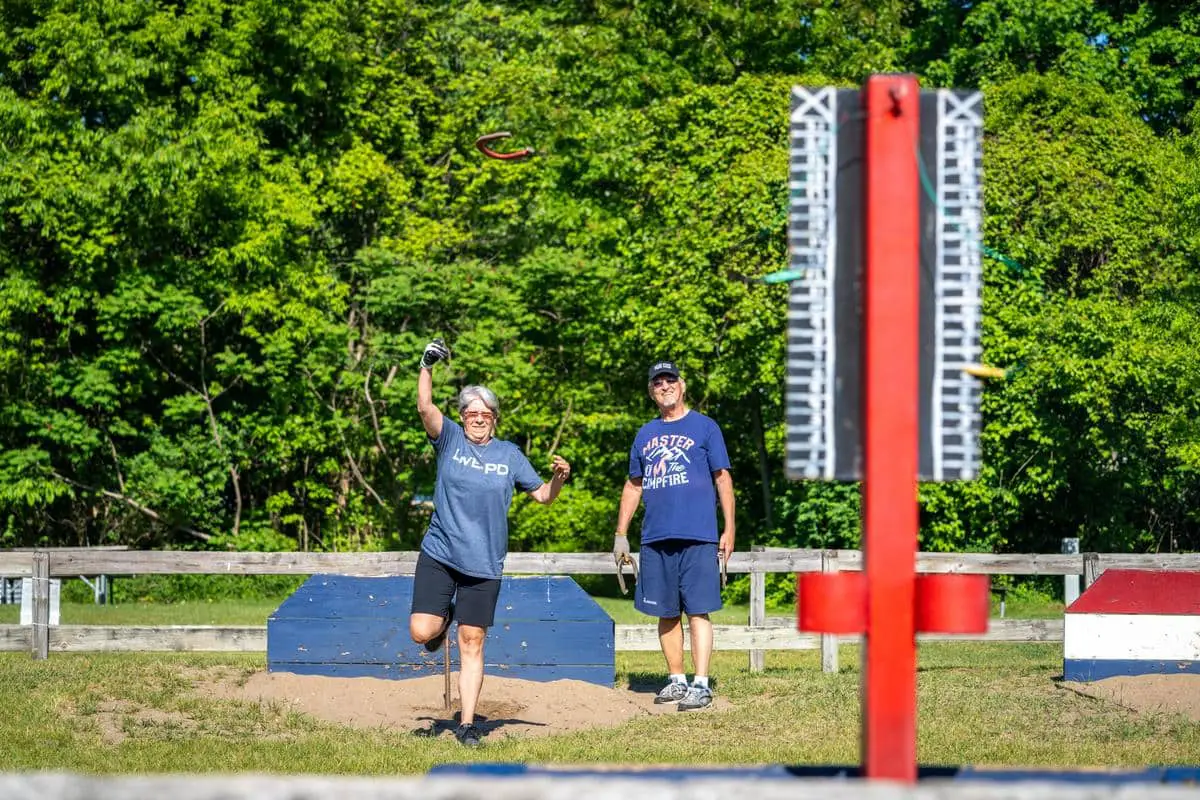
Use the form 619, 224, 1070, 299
267, 574, 615, 686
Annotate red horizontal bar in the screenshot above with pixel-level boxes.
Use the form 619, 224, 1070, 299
797, 572, 867, 634
915, 574, 990, 633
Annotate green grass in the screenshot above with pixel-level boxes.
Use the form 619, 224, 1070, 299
1, 645, 1197, 774
590, 596, 779, 624
992, 593, 1066, 620
1, 596, 1194, 773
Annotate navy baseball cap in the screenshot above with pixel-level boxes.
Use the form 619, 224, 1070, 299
648, 360, 681, 381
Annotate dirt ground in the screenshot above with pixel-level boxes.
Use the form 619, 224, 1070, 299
195, 669, 730, 742
193, 671, 1199, 744
1060, 673, 1200, 721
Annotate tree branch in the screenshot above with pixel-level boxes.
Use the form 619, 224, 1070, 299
548, 397, 573, 456
106, 434, 126, 494
363, 363, 388, 458
343, 447, 385, 507
49, 471, 212, 543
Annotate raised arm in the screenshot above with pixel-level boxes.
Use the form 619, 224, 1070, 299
416, 339, 451, 440
528, 455, 571, 505
417, 367, 443, 440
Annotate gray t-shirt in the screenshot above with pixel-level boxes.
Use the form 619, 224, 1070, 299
422, 419, 543, 579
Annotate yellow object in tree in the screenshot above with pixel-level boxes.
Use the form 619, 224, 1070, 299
963, 364, 1007, 380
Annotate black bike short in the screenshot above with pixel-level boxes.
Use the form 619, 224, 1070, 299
411, 550, 502, 628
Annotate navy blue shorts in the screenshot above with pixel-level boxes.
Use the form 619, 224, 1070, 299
411, 551, 502, 628
634, 539, 723, 618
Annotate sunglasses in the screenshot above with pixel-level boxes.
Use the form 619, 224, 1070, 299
651, 375, 679, 388
463, 410, 495, 423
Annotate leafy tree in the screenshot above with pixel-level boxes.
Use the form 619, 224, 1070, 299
1, 0, 1198, 571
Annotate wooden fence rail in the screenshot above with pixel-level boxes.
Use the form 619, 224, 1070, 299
10, 548, 1200, 578
0, 618, 1065, 654
2, 548, 1197, 665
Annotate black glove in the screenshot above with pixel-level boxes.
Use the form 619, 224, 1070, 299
419, 338, 451, 370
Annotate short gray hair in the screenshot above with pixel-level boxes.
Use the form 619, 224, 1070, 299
457, 385, 500, 419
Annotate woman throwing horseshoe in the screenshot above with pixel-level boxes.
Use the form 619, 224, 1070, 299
410, 338, 571, 747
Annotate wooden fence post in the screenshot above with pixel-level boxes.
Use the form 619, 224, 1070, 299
1082, 553, 1101, 590
820, 549, 839, 673
31, 550, 49, 660
749, 545, 765, 673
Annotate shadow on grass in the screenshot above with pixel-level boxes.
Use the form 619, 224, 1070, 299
411, 712, 548, 741
626, 671, 666, 695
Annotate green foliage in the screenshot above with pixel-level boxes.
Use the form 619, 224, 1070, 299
976, 73, 1200, 553
1, 1, 1198, 561
58, 574, 306, 604
904, 1, 1200, 133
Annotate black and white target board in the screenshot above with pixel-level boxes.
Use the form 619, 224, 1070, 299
785, 86, 984, 481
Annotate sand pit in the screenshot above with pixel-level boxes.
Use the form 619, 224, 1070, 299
1061, 673, 1200, 721
196, 669, 730, 742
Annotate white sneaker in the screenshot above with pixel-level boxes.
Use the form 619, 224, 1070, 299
677, 684, 713, 711
654, 681, 689, 704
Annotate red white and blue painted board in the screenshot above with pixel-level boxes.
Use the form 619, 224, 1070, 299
1064, 569, 1200, 681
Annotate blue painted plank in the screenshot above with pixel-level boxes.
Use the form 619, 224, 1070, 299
429, 764, 800, 779
1162, 767, 1200, 783
268, 618, 613, 666
270, 661, 614, 685
1063, 658, 1200, 682
429, 764, 1200, 784
270, 575, 413, 619
271, 575, 609, 622
493, 577, 607, 620
268, 573, 615, 687
486, 620, 614, 662
956, 765, 1200, 784
955, 766, 1176, 783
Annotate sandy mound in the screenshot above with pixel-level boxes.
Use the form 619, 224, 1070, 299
1061, 674, 1200, 721
197, 670, 730, 741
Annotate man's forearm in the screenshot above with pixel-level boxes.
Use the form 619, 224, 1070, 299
715, 471, 735, 532
615, 481, 642, 534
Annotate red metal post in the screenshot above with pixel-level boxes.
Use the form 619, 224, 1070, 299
862, 73, 921, 781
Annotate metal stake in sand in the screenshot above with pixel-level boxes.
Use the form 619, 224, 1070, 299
443, 637, 452, 712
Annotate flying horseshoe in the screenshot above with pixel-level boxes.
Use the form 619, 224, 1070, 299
474, 131, 535, 161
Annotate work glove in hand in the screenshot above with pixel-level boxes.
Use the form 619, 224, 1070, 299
419, 338, 451, 370
613, 534, 631, 566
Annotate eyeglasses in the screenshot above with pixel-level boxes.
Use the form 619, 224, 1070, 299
650, 376, 679, 388
463, 411, 495, 423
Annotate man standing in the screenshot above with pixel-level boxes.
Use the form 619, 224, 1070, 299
614, 360, 735, 711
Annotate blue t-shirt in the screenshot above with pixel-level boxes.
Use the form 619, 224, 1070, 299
628, 410, 731, 544
423, 419, 543, 579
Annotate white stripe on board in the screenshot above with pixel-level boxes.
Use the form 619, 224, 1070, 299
1064, 613, 1200, 661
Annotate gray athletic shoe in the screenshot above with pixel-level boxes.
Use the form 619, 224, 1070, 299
455, 722, 482, 747
654, 681, 690, 704
677, 684, 713, 711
